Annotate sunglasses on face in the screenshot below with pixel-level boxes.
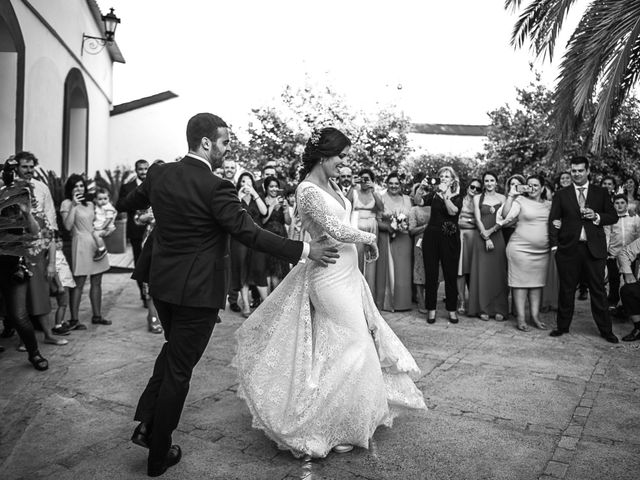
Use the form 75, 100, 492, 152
469, 185, 481, 191
338, 153, 348, 160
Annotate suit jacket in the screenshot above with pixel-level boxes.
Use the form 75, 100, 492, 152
549, 184, 617, 259
119, 157, 304, 308
117, 180, 147, 241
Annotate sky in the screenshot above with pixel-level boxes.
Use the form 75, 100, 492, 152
105, 0, 585, 149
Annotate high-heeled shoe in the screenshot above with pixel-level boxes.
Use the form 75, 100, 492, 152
426, 310, 436, 324
448, 311, 459, 324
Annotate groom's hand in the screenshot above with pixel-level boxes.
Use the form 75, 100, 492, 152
308, 238, 339, 267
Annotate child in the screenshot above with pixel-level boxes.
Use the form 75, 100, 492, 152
605, 194, 640, 313
92, 187, 117, 261
51, 234, 76, 335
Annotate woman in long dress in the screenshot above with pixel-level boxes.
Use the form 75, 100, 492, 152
502, 174, 551, 331
234, 127, 426, 459
375, 172, 413, 312
467, 171, 509, 321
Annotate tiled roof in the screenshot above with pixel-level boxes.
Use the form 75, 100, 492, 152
110, 91, 178, 116
411, 124, 489, 136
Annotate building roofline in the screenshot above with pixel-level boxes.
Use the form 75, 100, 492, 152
411, 124, 489, 136
111, 91, 178, 116
87, 0, 125, 63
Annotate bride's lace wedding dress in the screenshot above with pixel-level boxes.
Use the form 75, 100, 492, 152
233, 180, 426, 458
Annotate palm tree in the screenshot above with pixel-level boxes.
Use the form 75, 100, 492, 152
506, 0, 640, 157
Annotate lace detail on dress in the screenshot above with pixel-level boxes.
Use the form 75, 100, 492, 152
297, 182, 376, 245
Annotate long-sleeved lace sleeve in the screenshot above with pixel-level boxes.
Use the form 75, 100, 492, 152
298, 185, 376, 245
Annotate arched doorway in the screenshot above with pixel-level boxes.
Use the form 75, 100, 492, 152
62, 68, 89, 177
0, 2, 25, 158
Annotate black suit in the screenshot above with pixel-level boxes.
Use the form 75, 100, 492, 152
119, 156, 304, 465
549, 184, 618, 334
117, 179, 148, 298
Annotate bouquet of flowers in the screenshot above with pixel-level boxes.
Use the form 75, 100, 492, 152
389, 212, 408, 240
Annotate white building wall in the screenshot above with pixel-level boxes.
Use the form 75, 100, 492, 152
9, 0, 115, 173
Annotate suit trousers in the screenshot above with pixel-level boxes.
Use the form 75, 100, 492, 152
555, 243, 613, 335
423, 227, 460, 311
606, 258, 621, 306
620, 282, 640, 316
134, 298, 218, 463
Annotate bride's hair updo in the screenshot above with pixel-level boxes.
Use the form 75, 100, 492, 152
299, 127, 351, 179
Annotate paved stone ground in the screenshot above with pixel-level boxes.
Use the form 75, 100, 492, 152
1, 272, 639, 480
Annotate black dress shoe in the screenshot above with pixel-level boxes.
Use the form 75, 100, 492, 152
600, 332, 619, 343
229, 303, 241, 313
549, 329, 568, 337
622, 328, 640, 342
131, 422, 151, 449
148, 445, 182, 477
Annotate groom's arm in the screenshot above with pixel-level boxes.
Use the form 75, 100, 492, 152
210, 180, 304, 264
594, 189, 617, 226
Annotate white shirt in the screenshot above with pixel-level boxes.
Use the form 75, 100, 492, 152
184, 153, 309, 260
573, 182, 600, 241
30, 178, 57, 230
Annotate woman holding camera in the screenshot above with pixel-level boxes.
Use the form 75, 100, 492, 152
262, 176, 291, 291
0, 158, 48, 370
231, 172, 269, 317
502, 174, 551, 331
468, 171, 509, 321
60, 175, 111, 329
415, 167, 462, 323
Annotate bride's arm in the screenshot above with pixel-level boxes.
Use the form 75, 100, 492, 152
298, 186, 376, 245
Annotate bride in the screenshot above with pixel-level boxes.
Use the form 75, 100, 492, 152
233, 127, 426, 458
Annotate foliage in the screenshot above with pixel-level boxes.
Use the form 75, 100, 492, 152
94, 167, 133, 205
506, 0, 640, 155
402, 153, 477, 189
240, 82, 412, 180
480, 72, 640, 183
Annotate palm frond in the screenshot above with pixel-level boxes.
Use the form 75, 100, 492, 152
509, 0, 581, 61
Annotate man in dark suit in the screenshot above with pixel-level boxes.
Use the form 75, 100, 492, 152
121, 113, 338, 477
117, 159, 149, 306
548, 156, 619, 343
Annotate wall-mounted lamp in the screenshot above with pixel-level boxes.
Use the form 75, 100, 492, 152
81, 8, 121, 56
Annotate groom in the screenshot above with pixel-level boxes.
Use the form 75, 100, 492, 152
119, 113, 339, 477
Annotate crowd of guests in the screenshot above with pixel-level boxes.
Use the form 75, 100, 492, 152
3, 150, 640, 372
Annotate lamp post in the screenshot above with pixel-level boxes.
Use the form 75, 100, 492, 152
81, 8, 121, 56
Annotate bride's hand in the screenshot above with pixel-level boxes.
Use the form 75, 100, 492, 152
365, 243, 379, 262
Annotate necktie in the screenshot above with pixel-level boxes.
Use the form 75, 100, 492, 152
577, 187, 586, 209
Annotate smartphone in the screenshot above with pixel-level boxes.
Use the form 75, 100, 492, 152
516, 185, 533, 193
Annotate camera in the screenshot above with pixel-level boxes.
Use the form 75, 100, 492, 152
2, 157, 18, 187
11, 257, 33, 284
421, 176, 440, 188
516, 185, 533, 193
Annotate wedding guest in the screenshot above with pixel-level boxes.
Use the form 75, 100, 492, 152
618, 237, 640, 341
457, 178, 482, 314
339, 166, 355, 198
262, 176, 291, 291
622, 176, 640, 215
0, 158, 48, 370
285, 186, 302, 241
14, 151, 56, 230
600, 176, 618, 202
91, 187, 117, 261
60, 175, 111, 328
556, 171, 572, 190
375, 171, 412, 312
502, 174, 551, 331
50, 233, 75, 334
351, 168, 383, 292
415, 167, 462, 323
256, 162, 277, 197
541, 182, 560, 313
501, 174, 525, 244
116, 159, 149, 307
468, 171, 509, 321
231, 172, 269, 316
408, 198, 430, 313
222, 158, 241, 184
604, 194, 640, 313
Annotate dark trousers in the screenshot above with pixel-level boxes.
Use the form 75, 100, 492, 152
620, 282, 640, 316
134, 298, 218, 463
555, 244, 613, 334
130, 237, 144, 298
423, 227, 460, 311
0, 276, 39, 355
606, 258, 621, 306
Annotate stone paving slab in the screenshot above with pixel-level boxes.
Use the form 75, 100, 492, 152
1, 272, 639, 480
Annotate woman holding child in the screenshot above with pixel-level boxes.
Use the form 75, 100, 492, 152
60, 174, 110, 329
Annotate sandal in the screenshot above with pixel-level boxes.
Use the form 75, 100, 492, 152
532, 319, 547, 330
479, 314, 490, 322
516, 321, 530, 332
29, 352, 49, 371
44, 338, 68, 346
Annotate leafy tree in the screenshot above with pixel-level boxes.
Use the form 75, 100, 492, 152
402, 153, 477, 189
506, 0, 640, 155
